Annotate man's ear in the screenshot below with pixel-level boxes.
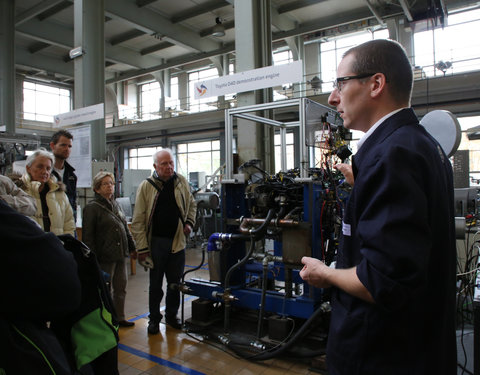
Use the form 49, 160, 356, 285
49, 141, 54, 151
370, 73, 387, 98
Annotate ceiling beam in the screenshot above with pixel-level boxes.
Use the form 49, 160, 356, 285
28, 42, 51, 54
110, 29, 146, 46
37, 0, 72, 21
171, 0, 230, 23
16, 0, 66, 26
271, 4, 297, 32
277, 0, 326, 14
16, 18, 165, 69
16, 46, 73, 77
136, 0, 157, 7
398, 0, 413, 22
106, 43, 235, 84
105, 0, 221, 53
273, 8, 376, 40
364, 0, 386, 26
141, 42, 174, 55
107, 9, 381, 84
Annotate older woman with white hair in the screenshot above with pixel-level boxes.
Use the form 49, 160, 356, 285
82, 171, 136, 327
19, 148, 75, 235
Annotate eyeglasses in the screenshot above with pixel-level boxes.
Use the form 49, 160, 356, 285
101, 181, 115, 186
333, 73, 375, 92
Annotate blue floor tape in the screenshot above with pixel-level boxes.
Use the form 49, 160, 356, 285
118, 343, 207, 375
128, 295, 195, 322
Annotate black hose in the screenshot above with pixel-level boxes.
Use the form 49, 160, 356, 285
247, 303, 326, 361
223, 209, 276, 333
180, 244, 206, 326
256, 259, 269, 339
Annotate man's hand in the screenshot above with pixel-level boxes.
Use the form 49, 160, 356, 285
334, 163, 354, 186
184, 223, 192, 235
137, 248, 154, 269
130, 251, 137, 260
300, 256, 332, 289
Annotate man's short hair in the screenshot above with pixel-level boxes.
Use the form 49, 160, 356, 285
153, 148, 174, 163
344, 39, 413, 104
51, 129, 73, 145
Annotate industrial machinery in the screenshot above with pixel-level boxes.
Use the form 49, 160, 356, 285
0, 133, 41, 174
180, 99, 351, 362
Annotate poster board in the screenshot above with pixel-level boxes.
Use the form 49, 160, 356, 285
68, 125, 92, 188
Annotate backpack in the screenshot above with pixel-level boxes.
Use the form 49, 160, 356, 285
0, 234, 119, 375
0, 318, 74, 375
51, 235, 119, 374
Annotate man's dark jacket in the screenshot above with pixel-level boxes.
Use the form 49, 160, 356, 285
328, 108, 457, 375
53, 160, 77, 215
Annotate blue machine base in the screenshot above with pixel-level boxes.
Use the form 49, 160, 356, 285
185, 278, 320, 319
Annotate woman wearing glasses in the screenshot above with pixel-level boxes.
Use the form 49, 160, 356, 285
82, 171, 137, 327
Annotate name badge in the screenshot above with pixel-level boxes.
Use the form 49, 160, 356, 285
342, 222, 351, 236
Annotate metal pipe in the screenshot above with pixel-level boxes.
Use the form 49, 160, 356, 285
238, 217, 299, 234
223, 209, 276, 333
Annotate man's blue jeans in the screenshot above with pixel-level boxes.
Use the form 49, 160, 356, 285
148, 236, 185, 323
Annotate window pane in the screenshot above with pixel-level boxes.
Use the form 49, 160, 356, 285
23, 90, 36, 113
138, 156, 153, 170
177, 154, 188, 176
188, 141, 211, 152
138, 147, 156, 157
286, 133, 294, 144
22, 81, 71, 122
129, 158, 138, 169
24, 81, 35, 89
177, 144, 187, 153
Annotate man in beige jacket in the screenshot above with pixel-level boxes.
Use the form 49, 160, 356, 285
131, 148, 196, 334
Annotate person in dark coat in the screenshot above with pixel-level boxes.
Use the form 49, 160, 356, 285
82, 171, 136, 327
50, 129, 78, 219
0, 199, 82, 374
300, 39, 456, 375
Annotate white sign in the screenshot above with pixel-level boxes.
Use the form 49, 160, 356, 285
68, 125, 92, 188
194, 60, 303, 99
53, 103, 104, 127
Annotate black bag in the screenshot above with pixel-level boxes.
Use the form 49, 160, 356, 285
51, 235, 119, 375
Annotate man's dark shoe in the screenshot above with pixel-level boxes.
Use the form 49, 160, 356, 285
165, 316, 182, 330
147, 321, 160, 334
118, 320, 135, 327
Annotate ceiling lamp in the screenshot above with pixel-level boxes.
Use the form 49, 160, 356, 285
212, 17, 225, 37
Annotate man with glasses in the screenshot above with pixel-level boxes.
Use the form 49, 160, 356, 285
300, 39, 456, 374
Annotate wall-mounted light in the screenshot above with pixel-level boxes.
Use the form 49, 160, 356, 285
212, 17, 225, 37
69, 46, 84, 59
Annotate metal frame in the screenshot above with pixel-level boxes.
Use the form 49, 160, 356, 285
225, 98, 320, 179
